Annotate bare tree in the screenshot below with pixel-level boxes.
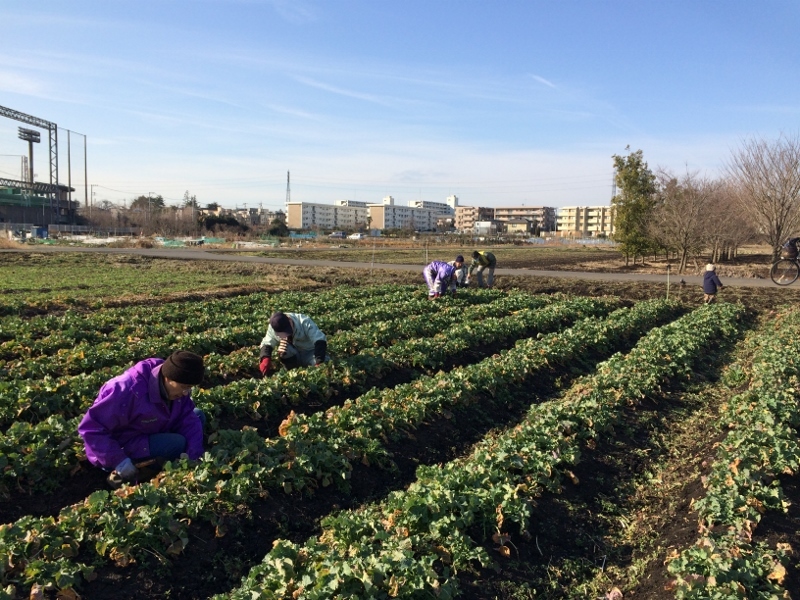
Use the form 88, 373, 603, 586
727, 133, 800, 260
705, 181, 755, 263
648, 169, 715, 273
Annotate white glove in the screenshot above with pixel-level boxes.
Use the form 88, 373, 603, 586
115, 457, 137, 480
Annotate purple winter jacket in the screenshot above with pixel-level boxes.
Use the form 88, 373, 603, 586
423, 260, 456, 294
78, 358, 204, 469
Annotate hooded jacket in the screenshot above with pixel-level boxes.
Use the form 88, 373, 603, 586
78, 358, 204, 469
703, 270, 723, 294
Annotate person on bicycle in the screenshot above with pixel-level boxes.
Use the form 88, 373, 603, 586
703, 264, 723, 304
781, 238, 800, 258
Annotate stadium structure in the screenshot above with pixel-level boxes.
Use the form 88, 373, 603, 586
0, 104, 79, 230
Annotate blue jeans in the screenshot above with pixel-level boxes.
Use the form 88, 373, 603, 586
148, 408, 206, 460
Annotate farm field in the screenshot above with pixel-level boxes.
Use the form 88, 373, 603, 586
1, 251, 800, 600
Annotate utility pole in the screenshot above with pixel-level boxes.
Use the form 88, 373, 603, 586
286, 171, 291, 204
84, 135, 88, 211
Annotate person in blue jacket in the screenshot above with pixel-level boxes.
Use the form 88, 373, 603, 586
703, 263, 724, 303
423, 260, 456, 299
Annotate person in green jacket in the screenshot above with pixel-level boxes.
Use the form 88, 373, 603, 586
467, 250, 497, 289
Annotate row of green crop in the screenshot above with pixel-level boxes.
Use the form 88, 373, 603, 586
0, 286, 446, 381
196, 292, 570, 419
667, 306, 800, 599
0, 298, 665, 595
0, 288, 504, 426
0, 295, 580, 491
0, 284, 409, 347
201, 288, 544, 386
216, 302, 746, 600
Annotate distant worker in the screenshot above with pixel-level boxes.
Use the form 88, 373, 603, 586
259, 311, 329, 376
78, 351, 206, 486
467, 250, 497, 289
446, 255, 467, 296
702, 263, 724, 304
423, 260, 457, 299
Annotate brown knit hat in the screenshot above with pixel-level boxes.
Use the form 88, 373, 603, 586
161, 351, 205, 385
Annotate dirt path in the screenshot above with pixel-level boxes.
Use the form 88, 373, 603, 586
0, 245, 782, 289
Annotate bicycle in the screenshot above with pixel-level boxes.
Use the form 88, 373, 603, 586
770, 247, 800, 285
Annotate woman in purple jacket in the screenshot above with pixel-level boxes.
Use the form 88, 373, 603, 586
422, 260, 456, 299
78, 350, 206, 483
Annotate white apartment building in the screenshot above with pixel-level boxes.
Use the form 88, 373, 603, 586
556, 206, 616, 237
285, 202, 368, 230
367, 196, 448, 231
334, 199, 368, 208
407, 194, 458, 215
286, 196, 454, 232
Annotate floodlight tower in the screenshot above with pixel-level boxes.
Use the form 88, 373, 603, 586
18, 127, 40, 184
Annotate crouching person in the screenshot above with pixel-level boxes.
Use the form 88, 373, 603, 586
423, 260, 457, 299
78, 350, 206, 487
259, 311, 329, 376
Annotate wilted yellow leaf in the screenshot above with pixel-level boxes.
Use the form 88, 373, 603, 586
767, 562, 786, 584
278, 411, 296, 437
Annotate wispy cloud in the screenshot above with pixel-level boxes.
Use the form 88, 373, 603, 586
293, 75, 394, 106
530, 74, 557, 89
267, 0, 318, 24
0, 70, 48, 96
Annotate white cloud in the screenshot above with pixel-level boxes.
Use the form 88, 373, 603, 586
530, 74, 557, 89
0, 70, 48, 96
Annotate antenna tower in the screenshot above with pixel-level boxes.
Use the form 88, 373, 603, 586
286, 171, 291, 204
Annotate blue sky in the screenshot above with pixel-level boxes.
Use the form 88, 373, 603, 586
1, 0, 798, 211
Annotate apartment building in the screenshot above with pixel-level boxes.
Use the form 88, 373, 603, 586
407, 194, 458, 215
455, 205, 495, 232
285, 202, 368, 230
556, 206, 615, 237
367, 196, 444, 231
493, 206, 556, 232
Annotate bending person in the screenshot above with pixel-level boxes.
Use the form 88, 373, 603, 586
78, 350, 206, 485
467, 250, 497, 289
259, 311, 329, 376
423, 260, 456, 299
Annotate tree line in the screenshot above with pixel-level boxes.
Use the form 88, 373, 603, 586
83, 190, 288, 238
612, 133, 800, 273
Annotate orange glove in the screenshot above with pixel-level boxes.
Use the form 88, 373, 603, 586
259, 357, 271, 376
